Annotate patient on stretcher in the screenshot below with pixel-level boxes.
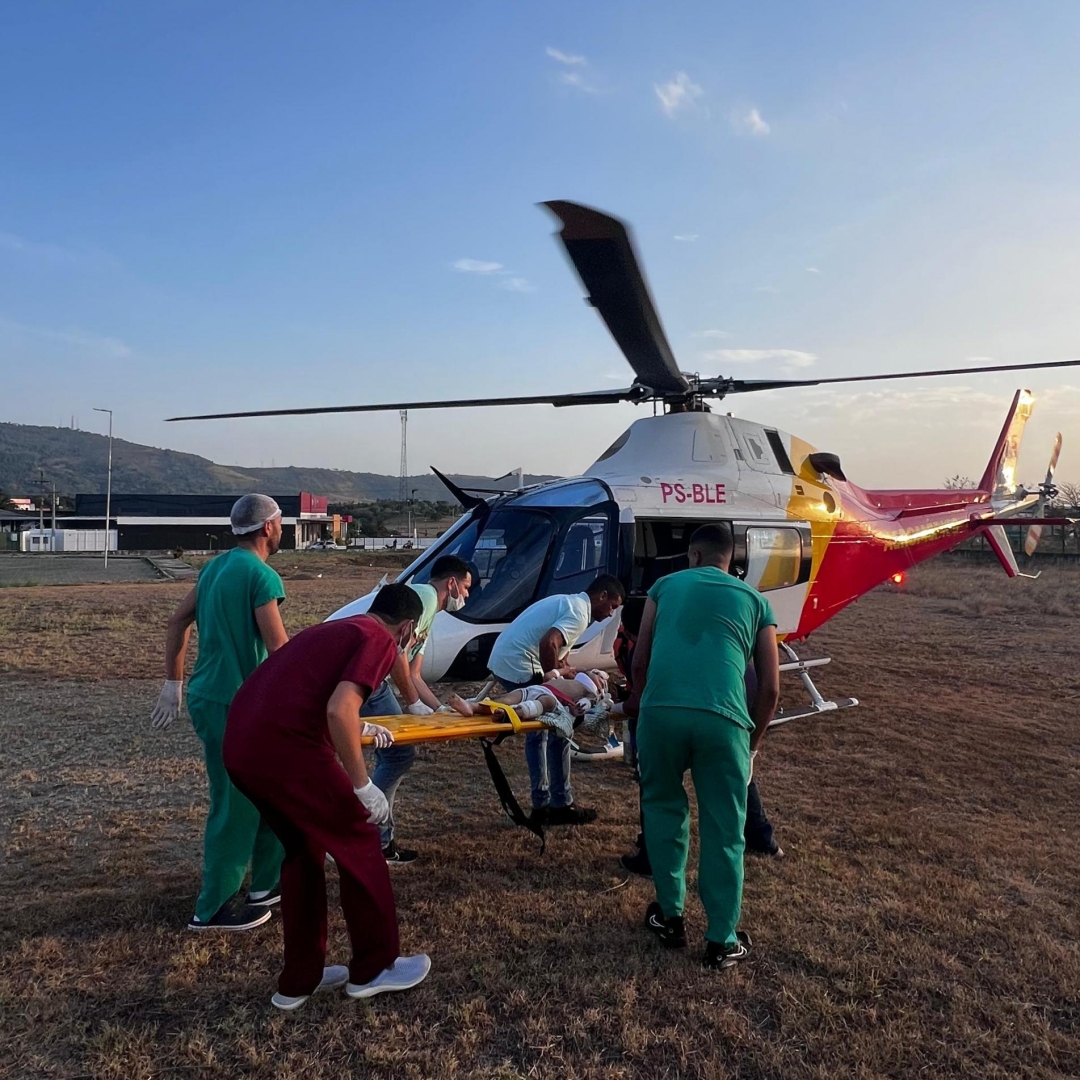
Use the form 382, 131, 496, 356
447, 672, 606, 724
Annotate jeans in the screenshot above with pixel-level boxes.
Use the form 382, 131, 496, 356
359, 681, 416, 847
524, 730, 573, 810
496, 673, 574, 811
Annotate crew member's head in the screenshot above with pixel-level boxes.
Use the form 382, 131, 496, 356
429, 555, 473, 613
585, 573, 626, 623
368, 583, 425, 652
688, 522, 734, 572
231, 494, 283, 556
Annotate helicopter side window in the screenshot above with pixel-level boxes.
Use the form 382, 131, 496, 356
743, 527, 802, 591
552, 515, 608, 592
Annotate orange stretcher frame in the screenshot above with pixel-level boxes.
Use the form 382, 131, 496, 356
359, 702, 546, 745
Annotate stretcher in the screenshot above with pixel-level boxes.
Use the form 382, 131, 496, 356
359, 702, 546, 745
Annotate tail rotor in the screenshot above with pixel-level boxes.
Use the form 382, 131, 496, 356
1024, 432, 1063, 556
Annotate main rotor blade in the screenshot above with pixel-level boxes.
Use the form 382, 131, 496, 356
543, 200, 690, 396
716, 357, 1080, 395
166, 387, 640, 422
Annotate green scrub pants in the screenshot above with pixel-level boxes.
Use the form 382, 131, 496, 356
637, 706, 751, 947
188, 694, 284, 922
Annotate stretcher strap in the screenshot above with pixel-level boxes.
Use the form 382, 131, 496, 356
479, 737, 545, 855
479, 699, 523, 732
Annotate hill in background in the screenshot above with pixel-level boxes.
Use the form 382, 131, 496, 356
0, 422, 557, 502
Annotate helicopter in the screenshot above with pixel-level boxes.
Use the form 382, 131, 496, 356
169, 200, 1075, 728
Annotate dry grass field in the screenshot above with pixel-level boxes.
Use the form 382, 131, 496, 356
2, 558, 1079, 1079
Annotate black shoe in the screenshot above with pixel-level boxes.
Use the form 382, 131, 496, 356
545, 805, 598, 826
703, 930, 752, 970
246, 887, 281, 907
644, 902, 686, 949
747, 843, 784, 859
188, 902, 272, 932
620, 849, 653, 877
383, 841, 418, 866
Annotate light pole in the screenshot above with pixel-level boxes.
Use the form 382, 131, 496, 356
409, 488, 418, 539
93, 408, 113, 567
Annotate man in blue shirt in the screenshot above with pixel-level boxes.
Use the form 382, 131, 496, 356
488, 573, 624, 826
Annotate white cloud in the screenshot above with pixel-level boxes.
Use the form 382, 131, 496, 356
499, 277, 537, 294
452, 258, 504, 274
704, 348, 817, 371
546, 46, 586, 65
754, 284, 779, 294
731, 106, 771, 136
673, 233, 699, 242
559, 71, 598, 93
694, 329, 732, 339
806, 266, 821, 274
654, 72, 703, 118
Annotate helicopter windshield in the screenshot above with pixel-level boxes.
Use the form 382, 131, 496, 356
409, 508, 557, 622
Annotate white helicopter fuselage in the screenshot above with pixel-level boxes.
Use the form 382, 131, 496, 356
328, 410, 835, 681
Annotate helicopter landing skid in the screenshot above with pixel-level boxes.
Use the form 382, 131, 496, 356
770, 642, 859, 727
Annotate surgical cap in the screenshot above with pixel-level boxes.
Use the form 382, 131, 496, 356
231, 494, 282, 535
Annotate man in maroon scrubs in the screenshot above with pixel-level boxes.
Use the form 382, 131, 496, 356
224, 583, 431, 1011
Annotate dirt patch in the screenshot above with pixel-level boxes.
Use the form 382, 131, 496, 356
2, 561, 1080, 1078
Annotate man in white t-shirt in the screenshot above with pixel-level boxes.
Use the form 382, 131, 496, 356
488, 573, 624, 826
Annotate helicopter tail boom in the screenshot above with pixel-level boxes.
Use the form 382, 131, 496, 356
979, 388, 1035, 499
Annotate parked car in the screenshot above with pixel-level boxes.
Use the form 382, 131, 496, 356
308, 540, 345, 551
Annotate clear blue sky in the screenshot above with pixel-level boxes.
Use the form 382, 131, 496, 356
4, 1, 1080, 486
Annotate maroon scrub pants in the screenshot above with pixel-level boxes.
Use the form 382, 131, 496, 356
224, 735, 399, 997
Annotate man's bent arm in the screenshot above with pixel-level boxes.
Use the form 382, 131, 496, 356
625, 598, 657, 716
254, 600, 289, 654
410, 653, 441, 709
327, 680, 371, 787
388, 652, 420, 706
164, 586, 198, 680
749, 625, 780, 751
538, 628, 567, 676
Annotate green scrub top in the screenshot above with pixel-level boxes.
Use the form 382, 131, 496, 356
641, 566, 776, 730
187, 547, 286, 705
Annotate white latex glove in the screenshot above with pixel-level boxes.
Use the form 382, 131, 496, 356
361, 721, 395, 748
151, 680, 183, 730
405, 700, 434, 716
354, 780, 390, 825
748, 748, 758, 786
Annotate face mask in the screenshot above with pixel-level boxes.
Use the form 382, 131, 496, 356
444, 581, 466, 613
397, 622, 415, 654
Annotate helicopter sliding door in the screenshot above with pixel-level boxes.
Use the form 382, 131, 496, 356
629, 518, 811, 634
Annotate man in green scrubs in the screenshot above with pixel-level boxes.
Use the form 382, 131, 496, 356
151, 494, 290, 930
627, 523, 780, 970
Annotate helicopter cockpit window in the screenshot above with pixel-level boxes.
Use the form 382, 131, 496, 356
409, 509, 556, 622
511, 479, 610, 508
743, 527, 802, 592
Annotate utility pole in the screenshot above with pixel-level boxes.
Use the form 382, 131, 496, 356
37, 470, 45, 550
399, 410, 408, 503
93, 408, 113, 568
51, 481, 57, 540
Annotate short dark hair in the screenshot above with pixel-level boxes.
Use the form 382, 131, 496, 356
620, 595, 647, 636
586, 573, 626, 601
369, 583, 424, 624
689, 523, 734, 564
430, 555, 472, 583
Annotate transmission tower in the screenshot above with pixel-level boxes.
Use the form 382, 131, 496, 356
399, 410, 408, 502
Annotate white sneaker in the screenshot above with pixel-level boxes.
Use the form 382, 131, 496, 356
270, 964, 349, 1011
345, 954, 431, 1000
